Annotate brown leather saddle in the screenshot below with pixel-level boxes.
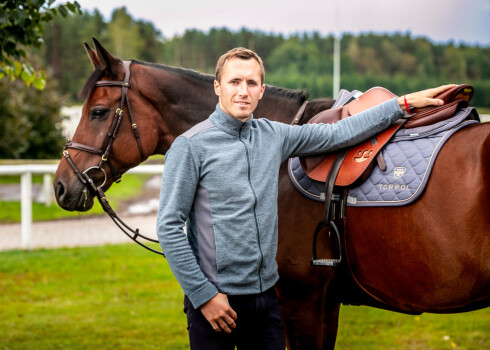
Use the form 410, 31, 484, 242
306, 84, 474, 267
301, 84, 474, 187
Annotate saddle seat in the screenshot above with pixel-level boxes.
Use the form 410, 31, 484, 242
300, 85, 474, 186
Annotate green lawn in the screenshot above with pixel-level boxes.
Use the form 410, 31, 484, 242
0, 245, 488, 349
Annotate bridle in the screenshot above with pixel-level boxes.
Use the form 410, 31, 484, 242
62, 60, 165, 256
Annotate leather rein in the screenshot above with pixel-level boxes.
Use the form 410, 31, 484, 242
62, 61, 165, 256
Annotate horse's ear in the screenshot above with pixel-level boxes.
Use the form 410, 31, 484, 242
92, 37, 123, 78
83, 42, 101, 68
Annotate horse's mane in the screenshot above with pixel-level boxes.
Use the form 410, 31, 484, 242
78, 64, 106, 100
264, 84, 309, 104
78, 59, 309, 104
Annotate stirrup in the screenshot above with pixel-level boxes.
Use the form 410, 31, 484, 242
311, 220, 342, 267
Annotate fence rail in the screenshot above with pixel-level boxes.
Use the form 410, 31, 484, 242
0, 164, 164, 250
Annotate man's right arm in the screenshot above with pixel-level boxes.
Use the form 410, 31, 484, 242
156, 136, 218, 309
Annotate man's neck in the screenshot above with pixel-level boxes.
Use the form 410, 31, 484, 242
218, 102, 252, 122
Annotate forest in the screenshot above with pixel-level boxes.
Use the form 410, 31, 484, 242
41, 7, 490, 105
1, 6, 489, 158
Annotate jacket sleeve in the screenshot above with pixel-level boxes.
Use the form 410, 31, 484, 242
277, 97, 405, 161
156, 136, 218, 309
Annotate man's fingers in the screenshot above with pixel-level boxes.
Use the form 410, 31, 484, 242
212, 322, 222, 332
426, 98, 444, 106
429, 84, 457, 96
229, 306, 237, 320
223, 313, 237, 329
218, 320, 233, 333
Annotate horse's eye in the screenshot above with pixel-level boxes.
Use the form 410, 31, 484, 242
90, 108, 109, 120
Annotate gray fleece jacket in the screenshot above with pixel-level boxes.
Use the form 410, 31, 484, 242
157, 99, 404, 308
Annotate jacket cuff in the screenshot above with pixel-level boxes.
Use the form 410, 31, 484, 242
389, 97, 405, 120
188, 283, 219, 309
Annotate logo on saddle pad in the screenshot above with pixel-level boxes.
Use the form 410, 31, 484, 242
393, 167, 407, 179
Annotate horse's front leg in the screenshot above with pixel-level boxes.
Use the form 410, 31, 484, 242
276, 269, 340, 350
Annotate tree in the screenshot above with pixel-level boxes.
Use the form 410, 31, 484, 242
42, 9, 106, 100
0, 65, 66, 159
106, 7, 143, 60
0, 0, 80, 89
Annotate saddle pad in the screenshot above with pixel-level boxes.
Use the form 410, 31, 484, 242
288, 107, 479, 206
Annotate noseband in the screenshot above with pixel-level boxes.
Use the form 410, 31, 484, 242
62, 61, 164, 256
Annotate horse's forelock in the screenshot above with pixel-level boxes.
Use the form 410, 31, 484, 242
78, 65, 106, 100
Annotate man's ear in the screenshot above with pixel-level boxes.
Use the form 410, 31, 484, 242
259, 84, 265, 99
214, 80, 221, 97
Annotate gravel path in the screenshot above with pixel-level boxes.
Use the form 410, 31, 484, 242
0, 213, 159, 251
0, 174, 162, 252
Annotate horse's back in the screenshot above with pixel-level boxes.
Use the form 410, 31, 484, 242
344, 122, 490, 313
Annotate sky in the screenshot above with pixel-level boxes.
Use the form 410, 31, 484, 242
70, 0, 490, 46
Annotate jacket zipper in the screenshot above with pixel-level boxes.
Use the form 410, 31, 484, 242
239, 125, 264, 292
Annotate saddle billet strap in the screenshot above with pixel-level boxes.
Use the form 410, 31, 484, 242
290, 100, 309, 125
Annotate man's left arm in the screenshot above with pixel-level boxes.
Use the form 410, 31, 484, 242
278, 84, 455, 160
279, 98, 403, 160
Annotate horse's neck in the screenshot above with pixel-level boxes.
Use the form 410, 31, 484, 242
136, 63, 218, 153
255, 93, 304, 124
136, 63, 329, 153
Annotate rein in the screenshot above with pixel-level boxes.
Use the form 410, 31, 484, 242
62, 61, 165, 256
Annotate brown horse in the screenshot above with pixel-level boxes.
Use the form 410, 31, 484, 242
54, 39, 490, 349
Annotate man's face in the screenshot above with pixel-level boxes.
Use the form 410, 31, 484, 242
214, 57, 265, 122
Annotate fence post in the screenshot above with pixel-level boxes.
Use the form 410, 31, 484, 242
43, 173, 53, 206
21, 171, 32, 250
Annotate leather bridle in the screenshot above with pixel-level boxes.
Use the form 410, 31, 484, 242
62, 61, 164, 256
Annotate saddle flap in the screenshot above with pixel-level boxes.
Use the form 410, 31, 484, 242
303, 121, 404, 185
336, 121, 404, 186
301, 87, 399, 185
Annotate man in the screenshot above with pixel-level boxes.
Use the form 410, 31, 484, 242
157, 47, 453, 349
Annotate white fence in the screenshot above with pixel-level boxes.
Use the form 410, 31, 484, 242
0, 164, 164, 250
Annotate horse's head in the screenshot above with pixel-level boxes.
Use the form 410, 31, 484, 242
54, 38, 162, 211
54, 38, 316, 212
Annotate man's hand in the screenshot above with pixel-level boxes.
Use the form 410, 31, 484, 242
397, 84, 457, 110
200, 293, 237, 333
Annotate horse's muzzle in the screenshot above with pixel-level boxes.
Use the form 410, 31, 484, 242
54, 177, 95, 212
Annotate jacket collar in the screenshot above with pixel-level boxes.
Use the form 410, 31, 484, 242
210, 104, 253, 137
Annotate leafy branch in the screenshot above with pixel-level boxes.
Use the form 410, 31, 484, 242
0, 0, 81, 89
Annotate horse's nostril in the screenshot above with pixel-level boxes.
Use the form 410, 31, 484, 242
55, 180, 65, 199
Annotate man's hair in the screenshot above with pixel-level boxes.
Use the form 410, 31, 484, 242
215, 47, 265, 84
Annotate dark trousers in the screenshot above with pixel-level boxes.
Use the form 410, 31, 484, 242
183, 287, 286, 350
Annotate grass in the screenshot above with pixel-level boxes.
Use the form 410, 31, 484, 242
0, 174, 151, 223
0, 244, 188, 350
0, 245, 488, 349
336, 306, 489, 349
